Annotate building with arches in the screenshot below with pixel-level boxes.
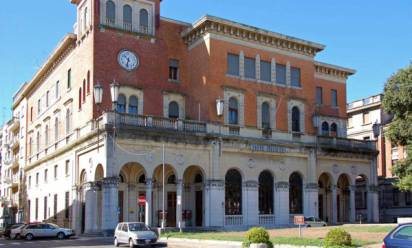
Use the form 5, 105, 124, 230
0, 0, 380, 235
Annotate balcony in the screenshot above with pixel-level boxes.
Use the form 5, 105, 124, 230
101, 18, 153, 36
10, 135, 19, 150
9, 117, 20, 132
347, 94, 382, 111
317, 136, 376, 152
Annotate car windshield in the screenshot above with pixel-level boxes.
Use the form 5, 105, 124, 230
128, 223, 150, 232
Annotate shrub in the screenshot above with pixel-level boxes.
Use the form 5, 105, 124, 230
323, 228, 352, 247
242, 227, 273, 248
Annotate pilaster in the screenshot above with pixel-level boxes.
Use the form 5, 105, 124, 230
176, 179, 183, 228
101, 177, 119, 235
331, 185, 337, 224
349, 185, 356, 223
275, 181, 289, 225
204, 179, 224, 227
243, 180, 258, 226
84, 182, 100, 234
145, 179, 153, 227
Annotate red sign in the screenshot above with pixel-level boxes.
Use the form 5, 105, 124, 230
294, 215, 305, 225
138, 196, 146, 206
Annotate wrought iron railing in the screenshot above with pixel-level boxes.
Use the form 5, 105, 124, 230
225, 215, 243, 226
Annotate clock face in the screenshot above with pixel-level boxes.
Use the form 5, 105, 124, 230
118, 50, 139, 71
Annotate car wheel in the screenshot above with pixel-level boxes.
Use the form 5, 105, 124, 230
57, 232, 66, 240
129, 238, 135, 248
25, 233, 34, 241
114, 237, 119, 247
307, 225, 311, 228
323, 224, 326, 227
15, 234, 20, 240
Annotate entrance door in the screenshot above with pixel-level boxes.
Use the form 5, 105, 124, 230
318, 194, 323, 221
195, 191, 203, 226
118, 191, 124, 222
167, 192, 176, 227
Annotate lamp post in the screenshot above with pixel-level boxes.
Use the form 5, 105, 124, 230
216, 98, 224, 156
110, 80, 120, 140
93, 82, 103, 152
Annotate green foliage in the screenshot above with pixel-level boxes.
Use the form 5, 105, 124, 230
383, 63, 412, 191
243, 227, 273, 248
323, 228, 352, 247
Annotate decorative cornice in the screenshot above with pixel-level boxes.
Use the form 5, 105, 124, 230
314, 61, 356, 82
182, 15, 325, 58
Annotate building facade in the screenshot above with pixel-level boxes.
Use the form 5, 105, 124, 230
6, 0, 379, 234
347, 94, 411, 223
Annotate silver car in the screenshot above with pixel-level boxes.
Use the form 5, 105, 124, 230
20, 223, 75, 240
114, 222, 158, 247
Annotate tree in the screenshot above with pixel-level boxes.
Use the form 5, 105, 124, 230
382, 63, 412, 191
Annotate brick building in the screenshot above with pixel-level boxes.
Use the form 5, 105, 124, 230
2, 0, 379, 234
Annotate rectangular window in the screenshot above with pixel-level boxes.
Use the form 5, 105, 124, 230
54, 165, 58, 179
28, 176, 32, 188
168, 59, 179, 81
276, 63, 286, 85
316, 87, 323, 105
35, 198, 39, 220
53, 194, 58, 219
37, 99, 41, 115
260, 60, 271, 82
44, 196, 48, 220
67, 69, 71, 89
227, 54, 240, 76
65, 160, 70, 176
56, 81, 60, 99
30, 107, 33, 122
65, 192, 70, 219
393, 189, 400, 206
36, 172, 39, 185
46, 91, 50, 107
244, 57, 256, 79
291, 67, 301, 87
44, 169, 48, 183
363, 112, 370, 125
331, 89, 338, 107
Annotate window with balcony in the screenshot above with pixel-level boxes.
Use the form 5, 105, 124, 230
106, 0, 116, 25
261, 102, 270, 129
291, 67, 301, 87
331, 89, 338, 107
168, 101, 179, 119
244, 57, 256, 79
227, 54, 240, 76
139, 9, 149, 33
123, 5, 132, 31
229, 97, 239, 125
276, 63, 286, 85
116, 94, 126, 113
291, 106, 301, 132
316, 87, 323, 105
169, 59, 179, 81
260, 60, 271, 82
128, 96, 138, 115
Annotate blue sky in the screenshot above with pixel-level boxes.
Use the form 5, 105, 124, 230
0, 0, 411, 124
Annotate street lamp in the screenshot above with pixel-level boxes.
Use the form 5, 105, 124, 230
216, 98, 224, 116
110, 80, 120, 107
93, 81, 103, 105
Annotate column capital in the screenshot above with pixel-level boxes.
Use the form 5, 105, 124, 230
83, 181, 101, 191
176, 179, 183, 186
145, 178, 154, 188
243, 180, 258, 189
305, 183, 319, 192
205, 179, 224, 189
275, 181, 289, 191
102, 176, 119, 188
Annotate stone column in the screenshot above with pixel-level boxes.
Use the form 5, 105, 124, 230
84, 182, 99, 234
176, 180, 183, 228
304, 183, 319, 218
128, 184, 137, 222
368, 184, 379, 223
101, 177, 119, 235
349, 185, 356, 223
205, 179, 224, 227
275, 181, 289, 226
71, 186, 81, 234
244, 181, 258, 226
145, 179, 153, 227
331, 185, 337, 224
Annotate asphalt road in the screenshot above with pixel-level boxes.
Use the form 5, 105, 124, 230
0, 237, 169, 248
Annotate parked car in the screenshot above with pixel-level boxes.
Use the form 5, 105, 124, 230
383, 223, 412, 248
10, 224, 27, 239
114, 222, 158, 247
3, 223, 25, 239
304, 216, 327, 227
20, 223, 75, 240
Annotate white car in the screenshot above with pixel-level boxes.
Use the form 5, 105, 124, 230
114, 222, 158, 247
20, 223, 75, 240
304, 216, 327, 227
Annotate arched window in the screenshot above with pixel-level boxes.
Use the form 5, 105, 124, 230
54, 118, 59, 141
139, 9, 149, 33
36, 131, 40, 153
138, 174, 146, 184
330, 123, 338, 137
261, 102, 270, 129
168, 101, 179, 119
321, 122, 329, 136
225, 169, 242, 215
229, 97, 239, 125
116, 94, 126, 113
65, 109, 71, 134
123, 5, 132, 30
167, 174, 176, 184
291, 106, 300, 132
259, 171, 274, 214
106, 0, 116, 25
289, 172, 303, 214
45, 125, 49, 146
78, 88, 82, 110
128, 96, 138, 115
